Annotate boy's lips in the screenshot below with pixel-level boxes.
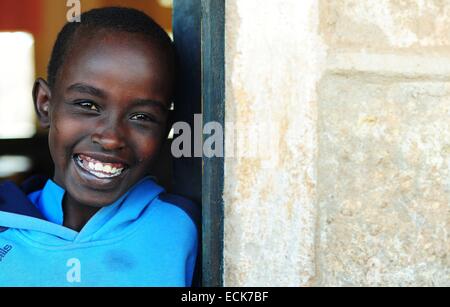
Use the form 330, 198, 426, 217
72, 153, 130, 184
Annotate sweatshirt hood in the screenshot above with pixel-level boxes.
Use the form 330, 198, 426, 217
0, 176, 164, 244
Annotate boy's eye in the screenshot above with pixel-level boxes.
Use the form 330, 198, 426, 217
130, 113, 157, 123
76, 101, 99, 112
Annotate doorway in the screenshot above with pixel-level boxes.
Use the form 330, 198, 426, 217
173, 0, 225, 287
0, 0, 225, 287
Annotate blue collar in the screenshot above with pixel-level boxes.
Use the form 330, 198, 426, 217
2, 176, 165, 242
31, 180, 65, 225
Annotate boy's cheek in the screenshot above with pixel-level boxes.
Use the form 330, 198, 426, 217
51, 113, 91, 139
136, 138, 162, 158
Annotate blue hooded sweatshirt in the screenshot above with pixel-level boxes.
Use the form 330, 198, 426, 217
0, 176, 199, 287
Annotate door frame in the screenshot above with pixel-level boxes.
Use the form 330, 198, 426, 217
201, 0, 225, 287
173, 0, 225, 287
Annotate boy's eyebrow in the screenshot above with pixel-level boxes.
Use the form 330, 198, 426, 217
67, 83, 107, 98
131, 99, 169, 113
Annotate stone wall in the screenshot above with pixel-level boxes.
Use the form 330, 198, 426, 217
224, 0, 450, 286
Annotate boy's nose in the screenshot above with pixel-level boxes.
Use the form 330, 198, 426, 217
91, 126, 126, 151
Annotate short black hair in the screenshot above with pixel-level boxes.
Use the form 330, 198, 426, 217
47, 6, 175, 89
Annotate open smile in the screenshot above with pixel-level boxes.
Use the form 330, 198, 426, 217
73, 154, 129, 180
74, 154, 126, 179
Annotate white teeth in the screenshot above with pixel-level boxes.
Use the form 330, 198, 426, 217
89, 162, 123, 174
75, 155, 125, 178
103, 165, 112, 173
95, 163, 103, 171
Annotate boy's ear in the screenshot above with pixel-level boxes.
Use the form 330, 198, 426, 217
33, 78, 52, 129
164, 109, 175, 139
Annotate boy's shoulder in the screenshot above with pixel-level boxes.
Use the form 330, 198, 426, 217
0, 176, 46, 219
157, 193, 200, 228
0, 176, 48, 233
0, 175, 47, 195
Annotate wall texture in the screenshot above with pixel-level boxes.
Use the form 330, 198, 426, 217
224, 0, 450, 286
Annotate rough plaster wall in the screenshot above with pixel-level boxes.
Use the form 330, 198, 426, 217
317, 0, 450, 286
318, 74, 450, 286
320, 0, 450, 51
224, 0, 450, 286
224, 0, 326, 286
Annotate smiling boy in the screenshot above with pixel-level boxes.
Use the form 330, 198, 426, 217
0, 7, 199, 287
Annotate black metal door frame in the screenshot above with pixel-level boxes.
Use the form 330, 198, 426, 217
173, 0, 225, 287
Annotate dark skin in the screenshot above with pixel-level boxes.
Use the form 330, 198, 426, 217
33, 29, 174, 232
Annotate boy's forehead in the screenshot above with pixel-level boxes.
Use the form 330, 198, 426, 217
69, 29, 167, 66
55, 29, 174, 98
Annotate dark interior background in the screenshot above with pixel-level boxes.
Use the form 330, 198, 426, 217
0, 0, 205, 286
0, 0, 176, 191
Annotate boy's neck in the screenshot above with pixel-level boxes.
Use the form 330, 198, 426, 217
62, 194, 101, 232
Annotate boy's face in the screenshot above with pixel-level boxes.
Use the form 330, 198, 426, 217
34, 30, 174, 207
